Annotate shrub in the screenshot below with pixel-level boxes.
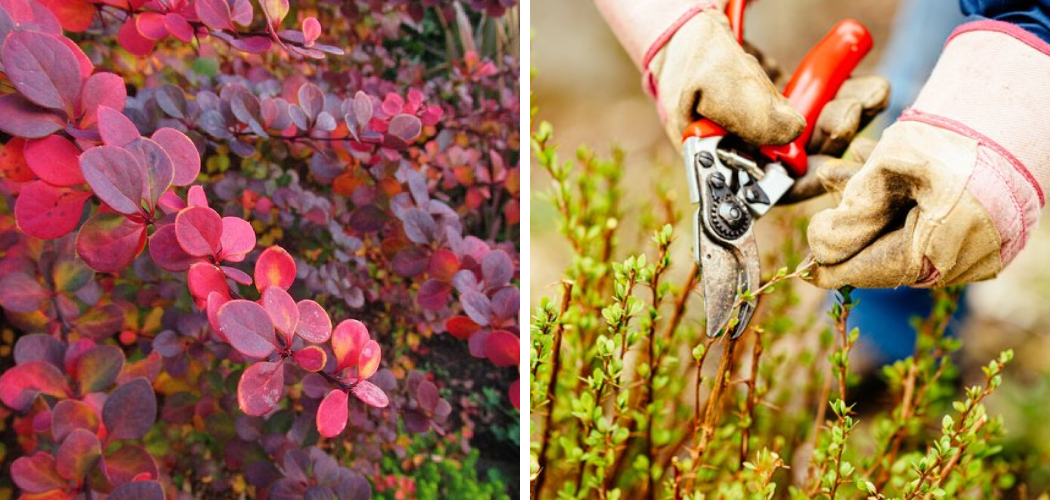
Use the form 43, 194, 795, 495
0, 1, 519, 498
529, 121, 1024, 500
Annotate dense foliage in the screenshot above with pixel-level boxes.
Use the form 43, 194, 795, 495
0, 1, 519, 498
529, 121, 1028, 500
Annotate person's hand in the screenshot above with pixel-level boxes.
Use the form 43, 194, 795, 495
806, 22, 1050, 289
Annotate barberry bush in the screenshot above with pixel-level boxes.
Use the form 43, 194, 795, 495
0, 1, 519, 498
529, 121, 1028, 500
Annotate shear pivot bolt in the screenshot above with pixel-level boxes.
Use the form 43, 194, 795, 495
697, 151, 715, 168
718, 202, 743, 222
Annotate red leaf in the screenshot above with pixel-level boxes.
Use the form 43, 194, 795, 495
175, 206, 222, 257
14, 181, 90, 240
187, 262, 230, 310
56, 429, 101, 482
254, 245, 296, 291
0, 361, 71, 411
103, 444, 158, 487
218, 216, 255, 262
331, 319, 368, 371
417, 279, 451, 311
261, 286, 298, 344
163, 13, 193, 42
50, 399, 100, 443
302, 17, 320, 45
97, 106, 140, 148
147, 223, 197, 272
444, 316, 481, 340
195, 0, 234, 30
217, 299, 278, 359
1, 31, 82, 111
37, 0, 95, 32
316, 389, 348, 437
117, 17, 156, 56
428, 249, 459, 282
483, 330, 519, 367
509, 378, 520, 410
25, 135, 83, 186
151, 128, 199, 186
80, 145, 146, 215
206, 291, 229, 340
292, 345, 326, 372
134, 11, 167, 40
1, 138, 35, 182
295, 300, 332, 343
357, 339, 381, 380
351, 380, 388, 408
78, 72, 126, 129
58, 36, 93, 80
415, 380, 439, 412
75, 212, 147, 273
11, 452, 64, 493
102, 378, 156, 440
0, 93, 65, 139
237, 360, 284, 416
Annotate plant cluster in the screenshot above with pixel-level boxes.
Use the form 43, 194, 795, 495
529, 121, 1024, 500
0, 0, 519, 498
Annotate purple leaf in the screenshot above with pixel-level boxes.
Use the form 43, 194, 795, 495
13, 334, 65, 369
11, 452, 64, 493
97, 106, 141, 147
80, 145, 146, 215
400, 208, 435, 244
124, 137, 175, 207
152, 128, 200, 186
461, 291, 491, 326
482, 249, 513, 287
417, 280, 451, 311
195, 0, 234, 30
102, 378, 157, 440
103, 444, 158, 486
147, 223, 197, 272
391, 247, 428, 278
0, 93, 64, 138
388, 114, 422, 143
0, 272, 47, 313
1, 31, 82, 111
297, 82, 324, 120
217, 300, 278, 359
56, 429, 101, 482
108, 480, 165, 500
353, 91, 372, 128
51, 399, 100, 442
490, 287, 519, 321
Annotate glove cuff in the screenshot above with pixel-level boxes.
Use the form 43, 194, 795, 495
640, 3, 717, 99
911, 20, 1050, 204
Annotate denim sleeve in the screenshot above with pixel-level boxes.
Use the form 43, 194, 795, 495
959, 0, 1050, 42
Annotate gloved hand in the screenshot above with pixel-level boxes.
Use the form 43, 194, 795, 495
807, 21, 1050, 288
594, 0, 887, 150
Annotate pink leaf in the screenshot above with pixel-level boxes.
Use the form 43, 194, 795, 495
78, 72, 126, 129
11, 452, 64, 493
186, 184, 209, 207
1, 31, 82, 111
218, 216, 255, 262
230, 35, 272, 53
151, 128, 200, 186
102, 378, 156, 440
175, 206, 222, 257
0, 93, 64, 139
195, 0, 233, 31
331, 319, 369, 371
388, 114, 422, 143
357, 339, 381, 380
57, 36, 93, 80
238, 360, 284, 416
221, 265, 252, 286
97, 106, 140, 147
79, 145, 145, 215
206, 291, 230, 339
14, 181, 90, 240
124, 137, 174, 207
56, 429, 101, 482
254, 245, 296, 291
316, 389, 348, 437
25, 135, 84, 186
261, 286, 298, 345
187, 262, 230, 309
217, 299, 278, 359
231, 0, 253, 25
147, 223, 197, 272
292, 345, 326, 372
351, 380, 388, 408
483, 330, 519, 367
302, 16, 320, 45
295, 300, 332, 343
0, 361, 71, 411
134, 11, 168, 40
117, 17, 156, 56
75, 212, 147, 273
164, 13, 194, 42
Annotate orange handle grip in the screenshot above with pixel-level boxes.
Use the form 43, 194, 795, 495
682, 18, 872, 177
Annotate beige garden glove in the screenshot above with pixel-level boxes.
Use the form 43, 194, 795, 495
807, 21, 1050, 289
593, 0, 887, 152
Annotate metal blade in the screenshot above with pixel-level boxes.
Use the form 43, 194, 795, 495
729, 233, 761, 339
699, 230, 739, 338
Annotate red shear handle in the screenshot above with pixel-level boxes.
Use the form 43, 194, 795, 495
681, 19, 872, 177
760, 19, 872, 176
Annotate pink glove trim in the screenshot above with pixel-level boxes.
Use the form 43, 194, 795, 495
947, 19, 1050, 58
640, 2, 717, 99
900, 108, 1045, 206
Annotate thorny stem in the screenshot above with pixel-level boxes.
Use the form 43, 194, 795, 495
532, 280, 573, 499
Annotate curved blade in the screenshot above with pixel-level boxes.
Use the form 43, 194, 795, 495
730, 233, 760, 339
699, 230, 761, 339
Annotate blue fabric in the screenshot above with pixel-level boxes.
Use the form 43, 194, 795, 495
960, 0, 1050, 42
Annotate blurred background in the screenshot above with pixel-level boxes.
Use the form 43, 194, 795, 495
532, 0, 1050, 491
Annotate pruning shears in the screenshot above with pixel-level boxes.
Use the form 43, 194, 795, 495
684, 1, 872, 339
